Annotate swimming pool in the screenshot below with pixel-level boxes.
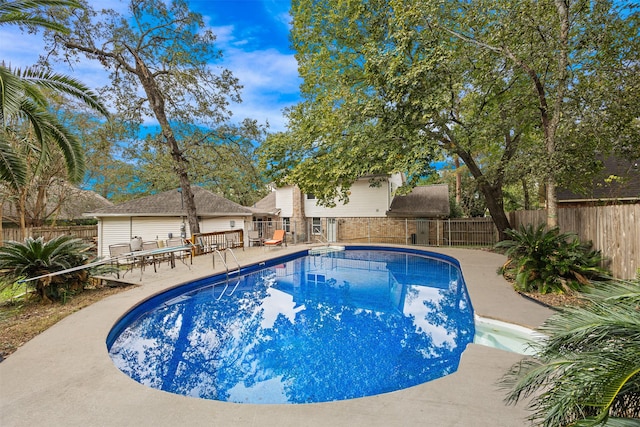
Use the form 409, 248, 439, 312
107, 247, 475, 404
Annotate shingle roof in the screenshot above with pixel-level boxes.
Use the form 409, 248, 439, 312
2, 183, 113, 222
557, 156, 640, 202
87, 186, 253, 217
247, 191, 279, 215
387, 184, 450, 218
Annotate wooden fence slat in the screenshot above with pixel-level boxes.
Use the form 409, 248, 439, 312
2, 225, 98, 244
510, 205, 639, 280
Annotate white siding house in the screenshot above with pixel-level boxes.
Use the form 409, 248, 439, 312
257, 174, 449, 243
304, 178, 392, 218
276, 187, 294, 218
87, 187, 253, 257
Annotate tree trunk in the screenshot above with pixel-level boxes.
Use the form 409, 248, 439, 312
33, 184, 47, 227
62, 40, 203, 236
521, 178, 530, 210
546, 176, 558, 228
18, 189, 27, 240
130, 50, 201, 235
455, 150, 511, 240
477, 180, 511, 241
454, 156, 461, 204
543, 1, 570, 229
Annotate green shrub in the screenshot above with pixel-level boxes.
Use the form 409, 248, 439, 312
0, 236, 92, 302
502, 279, 640, 426
495, 224, 608, 294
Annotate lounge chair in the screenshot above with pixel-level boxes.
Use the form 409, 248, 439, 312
264, 229, 285, 248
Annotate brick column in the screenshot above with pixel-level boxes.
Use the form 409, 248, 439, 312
291, 186, 306, 242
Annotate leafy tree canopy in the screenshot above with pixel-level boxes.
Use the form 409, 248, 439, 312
259, 0, 639, 232
44, 0, 255, 233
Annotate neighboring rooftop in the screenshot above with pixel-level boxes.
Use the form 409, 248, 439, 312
557, 156, 640, 204
247, 191, 279, 216
2, 183, 113, 224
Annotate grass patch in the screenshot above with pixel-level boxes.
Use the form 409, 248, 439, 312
0, 280, 136, 359
0, 281, 29, 303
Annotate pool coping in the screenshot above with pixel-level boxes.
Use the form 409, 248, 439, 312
0, 245, 555, 427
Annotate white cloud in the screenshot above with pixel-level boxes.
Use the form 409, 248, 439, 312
0, 1, 300, 133
0, 29, 45, 68
220, 47, 299, 131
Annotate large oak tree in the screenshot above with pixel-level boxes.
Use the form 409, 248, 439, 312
260, 0, 639, 236
46, 0, 243, 235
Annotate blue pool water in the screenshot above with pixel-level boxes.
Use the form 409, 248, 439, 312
107, 247, 475, 404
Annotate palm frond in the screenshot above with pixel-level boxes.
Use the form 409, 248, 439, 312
15, 97, 85, 182
40, 112, 85, 182
0, 64, 25, 125
0, 138, 27, 187
18, 66, 109, 117
502, 279, 640, 426
0, 0, 82, 33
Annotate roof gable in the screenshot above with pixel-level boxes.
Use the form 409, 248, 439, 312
248, 191, 278, 215
387, 184, 450, 218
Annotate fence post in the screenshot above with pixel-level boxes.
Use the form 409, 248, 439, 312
405, 219, 408, 245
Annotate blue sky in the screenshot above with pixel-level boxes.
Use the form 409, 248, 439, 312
0, 0, 300, 132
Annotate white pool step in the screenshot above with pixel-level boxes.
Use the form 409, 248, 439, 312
308, 245, 346, 255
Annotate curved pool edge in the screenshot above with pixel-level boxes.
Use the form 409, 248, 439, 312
0, 244, 556, 427
106, 245, 470, 350
106, 245, 476, 404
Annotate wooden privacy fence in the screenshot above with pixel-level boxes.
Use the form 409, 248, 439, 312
509, 205, 639, 280
2, 225, 98, 244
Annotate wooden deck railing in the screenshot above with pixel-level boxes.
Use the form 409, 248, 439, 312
191, 230, 244, 255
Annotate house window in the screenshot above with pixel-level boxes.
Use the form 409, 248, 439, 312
307, 193, 315, 200
282, 217, 291, 232
312, 217, 322, 234
306, 273, 325, 284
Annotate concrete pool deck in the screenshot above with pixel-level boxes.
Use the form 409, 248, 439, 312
0, 245, 554, 426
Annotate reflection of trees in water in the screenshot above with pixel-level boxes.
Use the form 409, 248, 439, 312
421, 278, 474, 347
253, 283, 466, 403
109, 270, 272, 400
109, 253, 474, 404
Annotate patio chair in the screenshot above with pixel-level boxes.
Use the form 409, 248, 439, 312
225, 232, 244, 251
264, 229, 285, 248
165, 237, 192, 266
196, 236, 215, 254
248, 230, 263, 247
142, 240, 164, 272
108, 243, 135, 278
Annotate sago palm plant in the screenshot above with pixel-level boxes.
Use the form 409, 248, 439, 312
0, 235, 91, 302
502, 279, 640, 426
496, 224, 607, 293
